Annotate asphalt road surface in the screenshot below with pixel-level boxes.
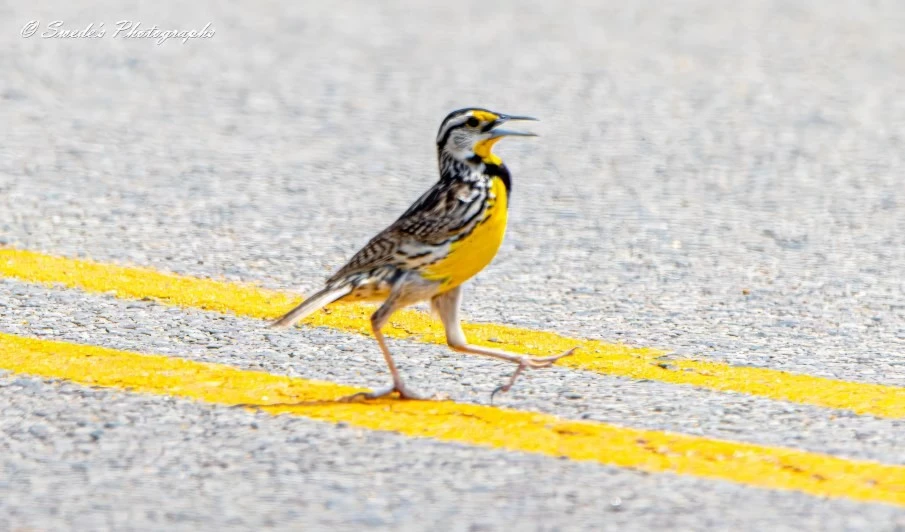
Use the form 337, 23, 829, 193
1, 0, 904, 530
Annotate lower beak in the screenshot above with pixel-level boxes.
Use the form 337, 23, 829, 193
489, 114, 539, 138
489, 129, 537, 138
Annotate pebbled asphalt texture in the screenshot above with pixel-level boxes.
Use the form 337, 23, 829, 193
1, 0, 904, 529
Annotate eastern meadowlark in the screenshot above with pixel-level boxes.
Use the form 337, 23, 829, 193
271, 108, 576, 399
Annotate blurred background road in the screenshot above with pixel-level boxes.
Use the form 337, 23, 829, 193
1, 0, 904, 530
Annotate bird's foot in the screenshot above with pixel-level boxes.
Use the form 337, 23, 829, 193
340, 383, 445, 402
491, 347, 578, 403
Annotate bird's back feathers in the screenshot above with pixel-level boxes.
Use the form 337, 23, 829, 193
326, 177, 492, 284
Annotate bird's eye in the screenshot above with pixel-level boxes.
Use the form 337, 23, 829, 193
466, 117, 480, 128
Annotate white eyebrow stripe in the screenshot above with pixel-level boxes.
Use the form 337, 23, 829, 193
436, 114, 471, 144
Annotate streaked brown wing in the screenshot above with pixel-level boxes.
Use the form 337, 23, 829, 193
326, 230, 401, 283
327, 179, 486, 283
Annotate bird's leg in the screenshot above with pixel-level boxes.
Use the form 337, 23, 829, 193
353, 323, 429, 400
340, 283, 427, 401
431, 286, 577, 400
456, 342, 577, 402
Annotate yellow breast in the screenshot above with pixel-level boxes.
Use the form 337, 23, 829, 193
423, 177, 509, 290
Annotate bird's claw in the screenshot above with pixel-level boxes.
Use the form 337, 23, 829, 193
339, 384, 444, 402
490, 347, 578, 404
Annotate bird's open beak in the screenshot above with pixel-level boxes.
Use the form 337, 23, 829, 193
488, 114, 539, 138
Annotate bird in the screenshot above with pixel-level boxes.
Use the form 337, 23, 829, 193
270, 108, 576, 400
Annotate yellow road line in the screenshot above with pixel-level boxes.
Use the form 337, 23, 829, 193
1, 247, 903, 419
0, 332, 903, 506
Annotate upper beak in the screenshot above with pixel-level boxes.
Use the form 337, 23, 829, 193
488, 114, 539, 138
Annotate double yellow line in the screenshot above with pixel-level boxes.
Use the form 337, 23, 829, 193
1, 247, 904, 506
1, 247, 902, 419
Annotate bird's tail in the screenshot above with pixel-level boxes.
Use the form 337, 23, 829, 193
268, 284, 352, 329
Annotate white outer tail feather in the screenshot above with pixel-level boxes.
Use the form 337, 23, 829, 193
268, 285, 352, 329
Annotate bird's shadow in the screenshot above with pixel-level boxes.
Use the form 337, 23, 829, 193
229, 395, 427, 411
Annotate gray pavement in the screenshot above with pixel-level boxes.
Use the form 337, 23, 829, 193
3, 373, 901, 532
2, 279, 904, 466
1, 0, 904, 529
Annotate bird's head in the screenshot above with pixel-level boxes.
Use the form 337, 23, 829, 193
435, 108, 537, 166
